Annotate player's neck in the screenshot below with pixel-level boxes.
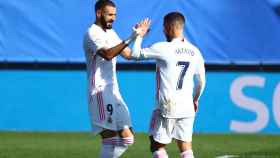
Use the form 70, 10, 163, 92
170, 35, 184, 41
174, 31, 183, 38
171, 31, 183, 40
95, 21, 106, 31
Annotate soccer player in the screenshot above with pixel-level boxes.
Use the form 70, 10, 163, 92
83, 0, 142, 157
130, 12, 206, 158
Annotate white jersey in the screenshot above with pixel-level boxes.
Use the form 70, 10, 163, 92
83, 24, 132, 132
83, 24, 124, 103
133, 37, 205, 118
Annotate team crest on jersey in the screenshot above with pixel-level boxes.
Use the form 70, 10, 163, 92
107, 116, 113, 123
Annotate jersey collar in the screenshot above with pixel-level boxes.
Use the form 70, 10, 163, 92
171, 37, 185, 42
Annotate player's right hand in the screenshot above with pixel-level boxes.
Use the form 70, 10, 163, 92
135, 18, 151, 37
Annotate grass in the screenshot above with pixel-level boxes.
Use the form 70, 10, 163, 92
0, 132, 279, 158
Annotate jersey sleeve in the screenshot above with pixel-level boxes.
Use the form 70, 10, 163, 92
85, 27, 107, 55
111, 29, 122, 44
195, 49, 205, 76
141, 45, 162, 59
193, 49, 206, 99
131, 36, 162, 60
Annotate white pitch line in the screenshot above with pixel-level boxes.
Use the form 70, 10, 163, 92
215, 155, 239, 158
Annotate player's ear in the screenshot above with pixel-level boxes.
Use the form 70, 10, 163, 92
96, 9, 102, 18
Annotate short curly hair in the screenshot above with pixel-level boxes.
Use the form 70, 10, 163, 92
164, 11, 185, 28
95, 0, 116, 11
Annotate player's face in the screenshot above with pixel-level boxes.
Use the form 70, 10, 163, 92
100, 6, 116, 29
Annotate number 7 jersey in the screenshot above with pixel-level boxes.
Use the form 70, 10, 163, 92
135, 37, 205, 118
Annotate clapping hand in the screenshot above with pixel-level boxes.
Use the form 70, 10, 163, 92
135, 18, 151, 37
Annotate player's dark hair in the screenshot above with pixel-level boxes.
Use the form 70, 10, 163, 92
164, 11, 185, 27
95, 0, 116, 11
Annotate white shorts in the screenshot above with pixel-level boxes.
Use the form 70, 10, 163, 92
88, 89, 132, 134
149, 109, 195, 144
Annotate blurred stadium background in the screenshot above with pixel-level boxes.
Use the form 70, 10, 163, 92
0, 0, 280, 157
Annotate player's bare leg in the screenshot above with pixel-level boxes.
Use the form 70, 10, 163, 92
118, 127, 134, 138
149, 136, 168, 158
176, 139, 194, 158
99, 128, 134, 158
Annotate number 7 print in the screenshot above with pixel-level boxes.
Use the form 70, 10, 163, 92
176, 61, 190, 90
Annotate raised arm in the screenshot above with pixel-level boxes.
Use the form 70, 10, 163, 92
98, 30, 138, 61
123, 18, 152, 60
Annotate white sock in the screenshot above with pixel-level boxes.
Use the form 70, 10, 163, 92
100, 143, 114, 158
100, 136, 134, 158
180, 150, 194, 158
153, 149, 168, 158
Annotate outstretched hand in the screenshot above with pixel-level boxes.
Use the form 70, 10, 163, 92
135, 18, 151, 37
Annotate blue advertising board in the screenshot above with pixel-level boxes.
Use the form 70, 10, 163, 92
0, 71, 279, 133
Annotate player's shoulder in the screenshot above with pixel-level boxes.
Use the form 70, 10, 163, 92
184, 40, 202, 56
89, 24, 98, 31
88, 24, 104, 35
150, 41, 169, 50
184, 40, 198, 51
107, 28, 119, 38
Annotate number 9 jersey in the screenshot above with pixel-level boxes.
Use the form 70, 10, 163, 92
83, 24, 132, 133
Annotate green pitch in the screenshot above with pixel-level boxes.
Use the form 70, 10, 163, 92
0, 132, 279, 158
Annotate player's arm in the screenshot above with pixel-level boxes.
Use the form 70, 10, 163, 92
97, 32, 137, 61
124, 18, 153, 60
193, 72, 205, 102
86, 27, 136, 60
193, 53, 206, 111
193, 71, 205, 112
120, 47, 132, 60
101, 18, 151, 60
130, 36, 162, 60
